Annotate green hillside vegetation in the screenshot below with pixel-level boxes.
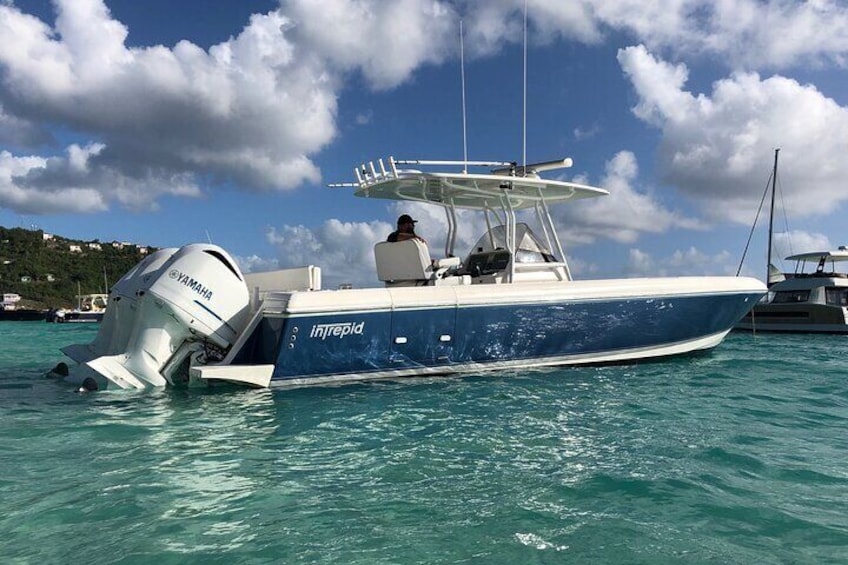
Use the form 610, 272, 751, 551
0, 226, 156, 309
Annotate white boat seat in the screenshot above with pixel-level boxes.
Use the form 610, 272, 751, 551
374, 239, 460, 285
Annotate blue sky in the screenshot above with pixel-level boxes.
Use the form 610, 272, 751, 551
1, 0, 847, 288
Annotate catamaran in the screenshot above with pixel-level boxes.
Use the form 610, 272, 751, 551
735, 149, 848, 333
51, 156, 765, 391
735, 248, 848, 333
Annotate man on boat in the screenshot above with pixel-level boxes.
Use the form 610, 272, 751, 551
387, 214, 426, 243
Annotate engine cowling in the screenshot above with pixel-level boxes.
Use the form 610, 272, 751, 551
56, 244, 251, 390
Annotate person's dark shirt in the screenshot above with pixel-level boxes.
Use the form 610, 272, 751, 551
387, 230, 418, 242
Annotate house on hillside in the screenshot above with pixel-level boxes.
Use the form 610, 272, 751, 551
87, 242, 102, 250
20, 275, 31, 283
42, 233, 54, 241
69, 244, 82, 253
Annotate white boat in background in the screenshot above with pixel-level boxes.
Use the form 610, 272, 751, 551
50, 155, 766, 391
736, 248, 848, 333
735, 149, 848, 333
0, 293, 47, 321
47, 293, 108, 323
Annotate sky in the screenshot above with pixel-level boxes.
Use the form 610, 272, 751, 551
1, 0, 847, 289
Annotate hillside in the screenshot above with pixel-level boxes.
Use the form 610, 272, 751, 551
0, 226, 156, 309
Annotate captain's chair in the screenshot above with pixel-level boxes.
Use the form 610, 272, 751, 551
374, 239, 461, 286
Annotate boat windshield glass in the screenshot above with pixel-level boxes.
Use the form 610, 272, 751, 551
772, 290, 810, 304
825, 287, 848, 306
466, 223, 558, 264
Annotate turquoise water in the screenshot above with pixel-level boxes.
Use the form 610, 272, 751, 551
1, 321, 847, 564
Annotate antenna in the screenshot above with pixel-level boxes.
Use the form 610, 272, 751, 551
522, 0, 527, 176
460, 20, 468, 174
205, 229, 213, 244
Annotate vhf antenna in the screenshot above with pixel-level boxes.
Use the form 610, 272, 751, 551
522, 0, 527, 176
460, 20, 468, 174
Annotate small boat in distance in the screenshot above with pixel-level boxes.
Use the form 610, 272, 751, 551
735, 149, 848, 333
52, 155, 766, 391
0, 293, 47, 321
46, 293, 108, 323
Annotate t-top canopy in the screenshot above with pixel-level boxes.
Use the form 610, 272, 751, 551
337, 157, 608, 211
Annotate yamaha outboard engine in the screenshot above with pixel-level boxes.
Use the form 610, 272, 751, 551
56, 244, 251, 390
61, 247, 179, 365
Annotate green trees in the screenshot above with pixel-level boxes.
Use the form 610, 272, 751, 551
0, 227, 154, 308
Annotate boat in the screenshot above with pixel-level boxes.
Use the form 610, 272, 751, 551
49, 155, 766, 391
1, 293, 47, 321
735, 248, 848, 333
735, 150, 848, 333
0, 293, 47, 321
46, 293, 108, 323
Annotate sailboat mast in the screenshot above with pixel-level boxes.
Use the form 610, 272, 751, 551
766, 148, 779, 287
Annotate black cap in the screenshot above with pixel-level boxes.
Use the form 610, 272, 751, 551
397, 214, 417, 225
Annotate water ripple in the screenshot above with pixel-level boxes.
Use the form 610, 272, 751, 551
2, 328, 848, 563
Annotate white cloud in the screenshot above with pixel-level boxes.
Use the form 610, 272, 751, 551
625, 248, 655, 276
260, 200, 493, 289
561, 253, 600, 278
355, 110, 374, 125
0, 148, 108, 213
454, 1, 848, 68
0, 0, 338, 212
2, 0, 848, 219
234, 253, 280, 275
501, 0, 848, 69
266, 219, 393, 288
625, 246, 736, 277
0, 104, 50, 146
573, 123, 601, 141
773, 230, 834, 264
0, 0, 460, 216
556, 150, 701, 244
458, 0, 601, 56
284, 0, 456, 89
618, 44, 848, 223
700, 0, 848, 69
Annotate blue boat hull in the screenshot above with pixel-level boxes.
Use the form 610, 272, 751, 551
227, 289, 761, 386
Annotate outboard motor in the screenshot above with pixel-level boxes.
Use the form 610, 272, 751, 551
62, 247, 179, 365
56, 244, 251, 390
